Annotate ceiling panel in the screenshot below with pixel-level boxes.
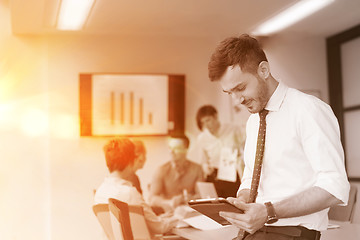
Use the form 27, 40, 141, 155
9, 0, 360, 37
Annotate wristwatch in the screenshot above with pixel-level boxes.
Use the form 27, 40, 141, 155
264, 201, 278, 224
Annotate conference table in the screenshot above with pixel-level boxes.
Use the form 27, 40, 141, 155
321, 220, 360, 240
172, 225, 238, 240
172, 220, 360, 240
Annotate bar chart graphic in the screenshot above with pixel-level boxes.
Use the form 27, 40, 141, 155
92, 74, 168, 135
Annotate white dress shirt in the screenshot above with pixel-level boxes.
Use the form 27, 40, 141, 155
239, 82, 350, 231
94, 172, 174, 234
188, 123, 245, 177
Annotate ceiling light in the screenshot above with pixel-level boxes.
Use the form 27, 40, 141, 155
251, 0, 334, 36
57, 0, 95, 30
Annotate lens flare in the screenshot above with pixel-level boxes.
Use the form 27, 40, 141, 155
21, 108, 48, 137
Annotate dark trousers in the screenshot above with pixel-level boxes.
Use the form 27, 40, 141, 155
206, 168, 241, 198
244, 226, 321, 240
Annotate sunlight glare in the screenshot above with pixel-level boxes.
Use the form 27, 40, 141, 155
21, 108, 48, 137
51, 114, 78, 139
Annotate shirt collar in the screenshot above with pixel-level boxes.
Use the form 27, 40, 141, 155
203, 125, 224, 138
109, 171, 133, 186
265, 81, 288, 112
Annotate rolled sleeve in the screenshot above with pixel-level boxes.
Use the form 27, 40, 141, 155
315, 172, 350, 205
301, 98, 350, 205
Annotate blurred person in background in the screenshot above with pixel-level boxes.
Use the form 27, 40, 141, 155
149, 134, 204, 213
188, 105, 245, 198
94, 138, 178, 235
128, 139, 146, 194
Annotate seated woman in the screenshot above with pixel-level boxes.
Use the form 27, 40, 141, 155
94, 138, 178, 235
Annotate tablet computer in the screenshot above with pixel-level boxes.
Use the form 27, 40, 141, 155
188, 198, 244, 225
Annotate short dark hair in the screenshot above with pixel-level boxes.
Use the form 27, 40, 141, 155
169, 134, 190, 149
103, 138, 135, 172
196, 105, 217, 130
208, 34, 267, 81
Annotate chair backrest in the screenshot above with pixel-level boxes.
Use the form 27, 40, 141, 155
93, 204, 116, 240
328, 184, 358, 222
109, 198, 134, 240
109, 198, 152, 240
128, 205, 152, 240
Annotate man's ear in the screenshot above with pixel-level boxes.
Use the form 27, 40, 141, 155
257, 61, 270, 80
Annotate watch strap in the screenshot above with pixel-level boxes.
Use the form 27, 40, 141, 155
264, 201, 278, 224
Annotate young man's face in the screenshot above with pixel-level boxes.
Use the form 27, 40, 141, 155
200, 115, 220, 135
220, 65, 269, 114
168, 138, 187, 164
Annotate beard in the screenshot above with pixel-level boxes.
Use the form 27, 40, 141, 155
247, 77, 269, 113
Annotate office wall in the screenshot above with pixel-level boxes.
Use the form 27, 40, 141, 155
0, 1, 51, 240
262, 33, 329, 103
340, 36, 360, 223
45, 34, 228, 240
3, 2, 355, 239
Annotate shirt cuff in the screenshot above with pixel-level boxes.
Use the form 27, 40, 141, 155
314, 173, 350, 206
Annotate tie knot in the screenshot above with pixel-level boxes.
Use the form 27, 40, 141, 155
259, 109, 269, 120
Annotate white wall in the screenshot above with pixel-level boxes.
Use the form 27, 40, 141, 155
2, 2, 357, 239
262, 33, 329, 103
45, 34, 229, 240
0, 1, 51, 240
340, 37, 360, 223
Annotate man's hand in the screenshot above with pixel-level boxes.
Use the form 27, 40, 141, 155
170, 194, 185, 209
219, 199, 267, 234
235, 189, 250, 202
203, 163, 214, 177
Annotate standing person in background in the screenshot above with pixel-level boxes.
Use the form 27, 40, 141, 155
149, 134, 204, 213
128, 140, 147, 194
94, 138, 178, 235
188, 105, 245, 198
208, 34, 349, 240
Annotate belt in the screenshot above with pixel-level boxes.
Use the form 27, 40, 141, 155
258, 226, 321, 240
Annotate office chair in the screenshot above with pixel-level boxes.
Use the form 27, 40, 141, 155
109, 198, 185, 240
128, 205, 153, 240
108, 198, 134, 240
109, 198, 152, 240
328, 184, 357, 222
93, 204, 116, 240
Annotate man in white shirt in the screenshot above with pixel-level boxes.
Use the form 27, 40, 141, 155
149, 135, 204, 212
207, 34, 350, 240
188, 105, 245, 197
